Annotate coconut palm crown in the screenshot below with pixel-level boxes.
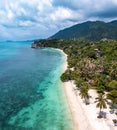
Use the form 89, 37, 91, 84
95, 93, 107, 117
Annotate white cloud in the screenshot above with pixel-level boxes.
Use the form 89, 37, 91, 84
0, 0, 117, 40
113, 0, 117, 4
50, 7, 72, 21
19, 21, 33, 27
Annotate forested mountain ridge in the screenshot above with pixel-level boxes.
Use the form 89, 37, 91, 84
51, 20, 117, 41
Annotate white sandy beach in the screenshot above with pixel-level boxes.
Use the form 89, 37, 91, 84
63, 80, 117, 130
58, 49, 117, 130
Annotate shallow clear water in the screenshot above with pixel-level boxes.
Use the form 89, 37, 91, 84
0, 41, 73, 130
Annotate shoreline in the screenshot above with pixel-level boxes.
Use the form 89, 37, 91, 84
56, 48, 117, 130
56, 48, 88, 130
56, 48, 81, 130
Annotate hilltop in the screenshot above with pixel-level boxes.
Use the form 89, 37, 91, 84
51, 20, 117, 41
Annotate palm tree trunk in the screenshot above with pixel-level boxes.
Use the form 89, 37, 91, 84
85, 98, 87, 104
99, 108, 101, 116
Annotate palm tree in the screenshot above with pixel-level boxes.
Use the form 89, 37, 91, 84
95, 93, 107, 118
79, 84, 89, 105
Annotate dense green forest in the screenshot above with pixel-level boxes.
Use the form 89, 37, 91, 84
32, 39, 117, 117
51, 20, 117, 41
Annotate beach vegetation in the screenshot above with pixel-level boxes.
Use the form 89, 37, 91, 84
95, 93, 107, 118
79, 83, 90, 105
107, 80, 117, 90
107, 90, 117, 105
96, 85, 105, 94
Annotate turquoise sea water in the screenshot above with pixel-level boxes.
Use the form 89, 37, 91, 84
0, 41, 73, 130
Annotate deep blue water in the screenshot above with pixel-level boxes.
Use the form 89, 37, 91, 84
0, 41, 73, 130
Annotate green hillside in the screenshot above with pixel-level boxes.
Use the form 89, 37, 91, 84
51, 20, 117, 41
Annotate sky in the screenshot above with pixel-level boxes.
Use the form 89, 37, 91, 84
0, 0, 117, 41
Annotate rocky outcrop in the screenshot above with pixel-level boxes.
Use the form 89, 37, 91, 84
31, 41, 44, 48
